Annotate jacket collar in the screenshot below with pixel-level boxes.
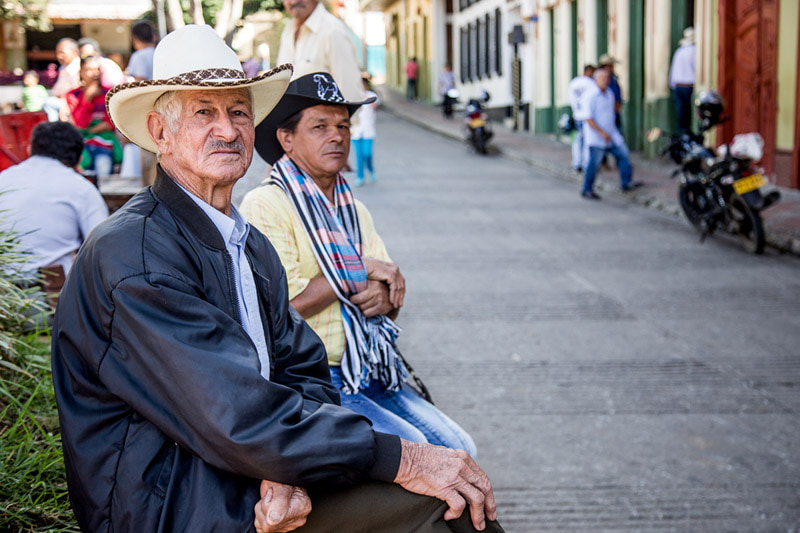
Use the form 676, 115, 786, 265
151, 165, 227, 251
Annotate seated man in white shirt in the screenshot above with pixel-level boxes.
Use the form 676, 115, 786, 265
0, 121, 108, 280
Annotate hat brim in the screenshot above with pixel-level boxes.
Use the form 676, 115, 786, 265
106, 64, 293, 154
254, 93, 377, 165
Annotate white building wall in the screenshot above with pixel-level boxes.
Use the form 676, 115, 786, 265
533, 8, 552, 110
607, 0, 629, 102
453, 0, 515, 108
554, 1, 572, 108
644, 0, 671, 100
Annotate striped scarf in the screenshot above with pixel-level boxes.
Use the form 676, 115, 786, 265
270, 155, 406, 394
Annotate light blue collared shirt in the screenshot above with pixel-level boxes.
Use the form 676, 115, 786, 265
178, 184, 271, 380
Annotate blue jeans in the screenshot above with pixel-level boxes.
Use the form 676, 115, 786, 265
83, 144, 114, 178
330, 366, 478, 456
352, 138, 374, 182
571, 120, 584, 170
673, 86, 693, 134
583, 144, 633, 193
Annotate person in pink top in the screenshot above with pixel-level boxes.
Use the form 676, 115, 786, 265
65, 55, 121, 179
406, 57, 418, 101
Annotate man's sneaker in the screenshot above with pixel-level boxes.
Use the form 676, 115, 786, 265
581, 190, 601, 200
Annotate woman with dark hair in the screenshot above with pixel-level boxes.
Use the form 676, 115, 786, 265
65, 54, 122, 179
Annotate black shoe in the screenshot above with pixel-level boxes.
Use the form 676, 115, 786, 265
581, 190, 601, 200
621, 181, 644, 192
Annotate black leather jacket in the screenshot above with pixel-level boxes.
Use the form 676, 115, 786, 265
51, 169, 400, 532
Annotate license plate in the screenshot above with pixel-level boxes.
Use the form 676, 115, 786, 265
733, 173, 765, 194
469, 118, 485, 128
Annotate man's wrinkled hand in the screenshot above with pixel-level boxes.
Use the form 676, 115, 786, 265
362, 257, 405, 309
254, 480, 312, 533
350, 279, 393, 317
394, 440, 497, 531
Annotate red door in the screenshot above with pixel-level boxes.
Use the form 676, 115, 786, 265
718, 0, 779, 181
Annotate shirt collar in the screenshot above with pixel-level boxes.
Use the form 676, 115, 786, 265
176, 182, 249, 248
302, 2, 327, 33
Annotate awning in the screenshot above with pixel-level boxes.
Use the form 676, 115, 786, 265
47, 0, 151, 21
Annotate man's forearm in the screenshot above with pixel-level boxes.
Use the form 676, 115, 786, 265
290, 276, 338, 318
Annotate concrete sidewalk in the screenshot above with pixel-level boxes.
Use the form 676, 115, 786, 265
378, 86, 800, 256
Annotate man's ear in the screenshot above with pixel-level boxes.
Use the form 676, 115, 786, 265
146, 111, 172, 155
276, 128, 293, 156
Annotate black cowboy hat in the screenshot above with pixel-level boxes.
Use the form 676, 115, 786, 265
254, 71, 377, 164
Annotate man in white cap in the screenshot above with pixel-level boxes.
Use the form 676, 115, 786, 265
51, 25, 501, 533
669, 27, 696, 133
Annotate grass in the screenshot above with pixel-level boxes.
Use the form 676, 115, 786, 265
0, 217, 79, 531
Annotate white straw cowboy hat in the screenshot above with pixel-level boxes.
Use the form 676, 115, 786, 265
106, 24, 292, 153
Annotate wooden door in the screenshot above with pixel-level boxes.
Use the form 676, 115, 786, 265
718, 0, 778, 178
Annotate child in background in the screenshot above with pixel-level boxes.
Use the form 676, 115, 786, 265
351, 75, 379, 186
21, 71, 48, 112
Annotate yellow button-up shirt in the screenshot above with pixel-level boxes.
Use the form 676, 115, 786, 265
240, 183, 391, 365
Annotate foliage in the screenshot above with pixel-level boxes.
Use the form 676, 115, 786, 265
179, 0, 283, 26
0, 1, 50, 32
0, 333, 77, 531
0, 221, 76, 530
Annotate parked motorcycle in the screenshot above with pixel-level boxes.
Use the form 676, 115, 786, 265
464, 90, 492, 154
651, 90, 780, 254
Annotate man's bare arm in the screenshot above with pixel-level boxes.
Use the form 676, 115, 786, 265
290, 276, 338, 318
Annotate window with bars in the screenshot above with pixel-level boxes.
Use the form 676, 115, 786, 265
460, 26, 468, 83
494, 8, 502, 75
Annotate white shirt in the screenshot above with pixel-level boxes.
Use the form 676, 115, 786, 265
277, 2, 365, 103
669, 44, 696, 88
352, 90, 378, 139
567, 75, 596, 121
0, 155, 108, 273
179, 185, 271, 381
582, 85, 625, 148
126, 47, 155, 80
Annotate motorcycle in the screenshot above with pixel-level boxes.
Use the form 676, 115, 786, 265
651, 90, 780, 254
442, 88, 459, 119
464, 90, 492, 155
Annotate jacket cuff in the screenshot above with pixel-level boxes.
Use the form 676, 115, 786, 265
365, 432, 401, 482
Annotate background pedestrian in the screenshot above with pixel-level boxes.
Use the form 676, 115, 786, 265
669, 27, 696, 134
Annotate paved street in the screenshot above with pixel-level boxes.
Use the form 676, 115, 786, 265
235, 111, 800, 532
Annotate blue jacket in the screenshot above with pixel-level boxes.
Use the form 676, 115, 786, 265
51, 167, 400, 532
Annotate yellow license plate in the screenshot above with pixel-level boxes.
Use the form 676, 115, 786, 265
733, 173, 765, 195
469, 118, 485, 128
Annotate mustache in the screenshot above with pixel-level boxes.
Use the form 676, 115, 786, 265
208, 140, 245, 152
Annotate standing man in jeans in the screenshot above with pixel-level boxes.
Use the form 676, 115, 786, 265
406, 57, 419, 100
580, 69, 642, 199
669, 27, 696, 134
567, 64, 596, 173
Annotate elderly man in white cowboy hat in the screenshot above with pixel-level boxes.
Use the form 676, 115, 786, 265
52, 25, 502, 533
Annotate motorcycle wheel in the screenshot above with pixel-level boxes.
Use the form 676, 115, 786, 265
474, 127, 487, 154
678, 180, 710, 231
728, 194, 765, 254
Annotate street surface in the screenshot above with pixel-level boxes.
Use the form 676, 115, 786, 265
235, 111, 800, 532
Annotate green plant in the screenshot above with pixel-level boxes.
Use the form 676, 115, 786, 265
0, 222, 78, 531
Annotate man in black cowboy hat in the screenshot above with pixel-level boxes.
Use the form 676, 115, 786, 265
242, 70, 478, 462
52, 25, 501, 533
